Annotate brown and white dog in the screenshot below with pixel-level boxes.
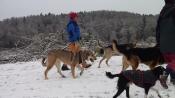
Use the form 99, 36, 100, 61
42, 49, 96, 79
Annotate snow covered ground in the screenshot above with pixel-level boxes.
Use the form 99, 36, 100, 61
0, 56, 175, 98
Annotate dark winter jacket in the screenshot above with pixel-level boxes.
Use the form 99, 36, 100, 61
67, 20, 80, 42
156, 1, 175, 53
122, 70, 157, 88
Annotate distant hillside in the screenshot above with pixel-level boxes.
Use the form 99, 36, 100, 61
0, 10, 159, 63
0, 10, 158, 48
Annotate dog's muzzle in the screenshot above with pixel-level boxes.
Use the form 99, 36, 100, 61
90, 58, 94, 62
81, 62, 92, 68
89, 55, 97, 62
81, 59, 93, 68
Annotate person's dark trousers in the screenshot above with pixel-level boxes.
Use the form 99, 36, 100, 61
165, 66, 175, 85
61, 64, 70, 71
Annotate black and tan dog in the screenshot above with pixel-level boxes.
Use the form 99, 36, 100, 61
96, 40, 136, 68
112, 40, 165, 70
106, 66, 168, 98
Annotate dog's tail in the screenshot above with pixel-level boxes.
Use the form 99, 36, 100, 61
94, 40, 104, 56
42, 57, 47, 67
132, 39, 138, 48
112, 39, 119, 51
106, 72, 120, 79
97, 40, 104, 48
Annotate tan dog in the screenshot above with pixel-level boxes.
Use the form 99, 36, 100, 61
42, 49, 96, 79
96, 40, 136, 68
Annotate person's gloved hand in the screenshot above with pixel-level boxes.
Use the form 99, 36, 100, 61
77, 37, 82, 41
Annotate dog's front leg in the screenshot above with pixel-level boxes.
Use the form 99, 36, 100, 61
144, 87, 150, 98
98, 57, 105, 68
71, 65, 76, 79
126, 86, 130, 98
151, 88, 162, 98
79, 64, 84, 76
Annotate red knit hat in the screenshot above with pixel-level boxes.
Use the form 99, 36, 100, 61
69, 12, 78, 19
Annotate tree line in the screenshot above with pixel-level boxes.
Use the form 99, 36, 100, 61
0, 10, 158, 49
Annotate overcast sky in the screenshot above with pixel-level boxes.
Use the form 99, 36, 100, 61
0, 0, 165, 20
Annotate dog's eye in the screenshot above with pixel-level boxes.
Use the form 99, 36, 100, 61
163, 71, 166, 75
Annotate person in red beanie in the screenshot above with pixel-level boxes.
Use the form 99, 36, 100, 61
62, 12, 81, 71
67, 12, 81, 52
156, 0, 175, 84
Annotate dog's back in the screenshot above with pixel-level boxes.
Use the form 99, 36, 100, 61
106, 66, 168, 98
121, 47, 164, 64
100, 45, 113, 55
112, 40, 136, 54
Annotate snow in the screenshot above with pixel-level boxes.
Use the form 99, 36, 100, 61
0, 56, 175, 98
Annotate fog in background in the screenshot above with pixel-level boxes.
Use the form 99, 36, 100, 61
0, 0, 164, 20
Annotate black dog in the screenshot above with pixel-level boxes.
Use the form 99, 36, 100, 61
106, 66, 168, 98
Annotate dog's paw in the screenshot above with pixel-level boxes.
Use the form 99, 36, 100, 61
80, 71, 84, 76
73, 76, 78, 79
45, 77, 49, 80
106, 72, 115, 79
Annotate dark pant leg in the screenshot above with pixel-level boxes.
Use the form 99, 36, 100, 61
165, 66, 171, 79
166, 67, 175, 84
170, 70, 175, 84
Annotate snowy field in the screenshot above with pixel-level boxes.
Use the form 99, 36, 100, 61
0, 56, 175, 98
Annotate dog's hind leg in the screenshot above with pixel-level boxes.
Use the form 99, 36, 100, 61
149, 61, 158, 70
130, 56, 139, 70
122, 56, 129, 71
151, 88, 162, 98
113, 87, 125, 98
144, 87, 151, 98
55, 60, 66, 78
44, 55, 56, 80
132, 62, 139, 70
98, 57, 105, 68
44, 66, 52, 80
106, 57, 111, 67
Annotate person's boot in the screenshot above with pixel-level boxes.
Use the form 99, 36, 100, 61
61, 64, 70, 71
170, 79, 175, 85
